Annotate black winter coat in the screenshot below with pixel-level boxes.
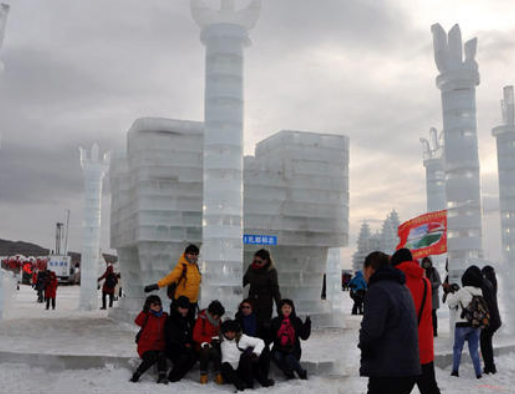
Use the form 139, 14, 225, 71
270, 310, 311, 360
243, 263, 281, 325
359, 267, 421, 378
482, 278, 502, 332
164, 309, 195, 360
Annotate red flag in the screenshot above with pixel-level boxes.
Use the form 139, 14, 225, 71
396, 210, 447, 259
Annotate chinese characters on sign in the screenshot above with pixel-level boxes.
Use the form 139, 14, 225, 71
243, 234, 278, 246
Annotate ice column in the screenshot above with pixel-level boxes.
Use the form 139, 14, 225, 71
191, 0, 261, 310
79, 143, 110, 310
492, 86, 515, 333
421, 127, 446, 213
431, 24, 483, 283
0, 3, 10, 322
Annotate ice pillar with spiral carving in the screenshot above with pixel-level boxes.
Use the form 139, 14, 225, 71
191, 0, 261, 312
432, 24, 484, 284
79, 144, 110, 311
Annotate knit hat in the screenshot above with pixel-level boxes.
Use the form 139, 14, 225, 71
208, 300, 225, 317
221, 319, 241, 334
391, 248, 413, 266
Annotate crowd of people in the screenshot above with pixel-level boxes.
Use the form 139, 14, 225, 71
358, 249, 501, 394
135, 245, 311, 391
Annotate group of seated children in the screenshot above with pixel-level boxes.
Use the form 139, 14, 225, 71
132, 295, 311, 391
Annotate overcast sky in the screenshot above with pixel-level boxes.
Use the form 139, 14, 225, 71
0, 0, 513, 265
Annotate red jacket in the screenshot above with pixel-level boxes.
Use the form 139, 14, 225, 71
44, 273, 58, 299
193, 310, 221, 348
135, 310, 168, 357
395, 261, 434, 364
98, 265, 116, 294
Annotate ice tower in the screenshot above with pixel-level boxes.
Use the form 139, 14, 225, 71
421, 127, 446, 213
431, 24, 483, 282
191, 0, 261, 309
492, 86, 515, 332
79, 144, 110, 311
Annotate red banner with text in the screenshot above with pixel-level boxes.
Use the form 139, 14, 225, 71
396, 210, 447, 259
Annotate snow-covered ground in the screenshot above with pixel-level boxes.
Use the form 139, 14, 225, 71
0, 285, 514, 393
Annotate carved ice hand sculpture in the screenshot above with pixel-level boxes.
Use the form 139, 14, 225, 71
191, 0, 261, 29
431, 23, 477, 74
421, 127, 444, 159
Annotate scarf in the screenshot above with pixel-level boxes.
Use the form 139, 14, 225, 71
150, 308, 163, 318
277, 316, 295, 348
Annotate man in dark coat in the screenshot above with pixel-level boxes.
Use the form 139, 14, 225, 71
480, 266, 501, 374
164, 296, 197, 382
359, 251, 421, 394
243, 249, 281, 328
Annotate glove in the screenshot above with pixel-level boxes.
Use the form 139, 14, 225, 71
305, 316, 311, 325
201, 342, 211, 349
144, 284, 159, 293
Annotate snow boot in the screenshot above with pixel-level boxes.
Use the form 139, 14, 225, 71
157, 374, 169, 385
130, 371, 141, 383
215, 373, 224, 385
298, 369, 308, 380
200, 374, 208, 384
450, 371, 459, 378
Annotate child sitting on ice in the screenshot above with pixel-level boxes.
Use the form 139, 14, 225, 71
220, 320, 275, 391
270, 299, 311, 380
131, 295, 169, 384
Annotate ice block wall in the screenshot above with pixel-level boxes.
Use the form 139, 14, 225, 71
244, 130, 349, 326
421, 127, 447, 213
191, 0, 261, 311
79, 144, 110, 311
492, 86, 515, 333
109, 118, 203, 318
432, 24, 484, 283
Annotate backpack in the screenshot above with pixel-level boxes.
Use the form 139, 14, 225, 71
460, 294, 490, 329
105, 273, 117, 289
167, 264, 188, 300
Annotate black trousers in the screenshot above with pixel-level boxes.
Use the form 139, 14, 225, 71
199, 345, 221, 374
432, 309, 438, 336
136, 350, 167, 376
45, 298, 56, 310
368, 377, 416, 394
222, 354, 255, 390
102, 292, 114, 309
480, 329, 496, 372
415, 362, 441, 394
168, 349, 197, 382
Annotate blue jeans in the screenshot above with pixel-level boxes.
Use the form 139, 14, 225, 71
272, 350, 305, 377
452, 326, 481, 376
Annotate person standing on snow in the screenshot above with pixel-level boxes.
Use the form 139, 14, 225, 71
243, 249, 281, 329
392, 249, 441, 394
447, 266, 484, 379
98, 264, 117, 310
480, 266, 502, 375
359, 251, 420, 394
421, 256, 442, 337
348, 270, 367, 315
44, 271, 58, 310
144, 244, 201, 327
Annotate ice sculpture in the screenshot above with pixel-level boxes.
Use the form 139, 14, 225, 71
421, 127, 446, 213
79, 143, 110, 310
110, 126, 350, 325
0, 3, 10, 321
109, 119, 204, 319
492, 86, 515, 333
325, 248, 346, 326
431, 24, 483, 283
244, 130, 349, 325
191, 0, 261, 310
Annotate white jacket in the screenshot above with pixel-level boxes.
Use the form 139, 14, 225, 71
221, 334, 265, 369
447, 286, 483, 324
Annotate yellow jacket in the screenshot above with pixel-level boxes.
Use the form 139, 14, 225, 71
157, 254, 202, 303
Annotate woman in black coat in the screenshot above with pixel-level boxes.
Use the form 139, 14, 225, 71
243, 249, 282, 328
270, 299, 311, 380
480, 266, 502, 374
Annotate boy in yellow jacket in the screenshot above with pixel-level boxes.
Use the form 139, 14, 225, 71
145, 244, 201, 327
